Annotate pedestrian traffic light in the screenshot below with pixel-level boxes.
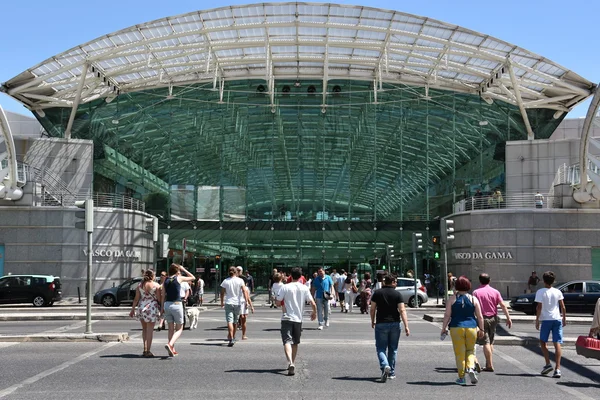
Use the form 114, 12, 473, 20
441, 219, 455, 244
74, 199, 94, 232
215, 254, 221, 269
432, 235, 440, 245
434, 251, 441, 259
412, 232, 423, 252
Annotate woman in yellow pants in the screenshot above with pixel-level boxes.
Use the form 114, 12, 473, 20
441, 276, 485, 386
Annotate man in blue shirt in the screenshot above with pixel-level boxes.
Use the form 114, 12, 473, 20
310, 268, 335, 330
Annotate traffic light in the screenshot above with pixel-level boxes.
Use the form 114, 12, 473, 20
434, 251, 441, 259
74, 199, 94, 232
215, 254, 221, 269
382, 265, 387, 270
412, 232, 423, 252
432, 235, 440, 245
441, 219, 455, 244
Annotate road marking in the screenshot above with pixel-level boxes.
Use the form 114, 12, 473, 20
39, 321, 93, 334
0, 331, 141, 399
494, 349, 595, 400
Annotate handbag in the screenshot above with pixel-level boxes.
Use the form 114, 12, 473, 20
576, 335, 600, 360
351, 282, 358, 294
323, 291, 332, 300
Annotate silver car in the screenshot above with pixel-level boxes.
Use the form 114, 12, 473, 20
395, 277, 429, 307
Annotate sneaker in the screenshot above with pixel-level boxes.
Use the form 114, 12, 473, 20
474, 361, 482, 373
541, 364, 553, 375
317, 325, 323, 330
467, 368, 478, 384
227, 339, 234, 347
288, 364, 296, 376
380, 366, 391, 383
553, 369, 561, 378
455, 377, 467, 386
389, 374, 396, 380
325, 321, 330, 328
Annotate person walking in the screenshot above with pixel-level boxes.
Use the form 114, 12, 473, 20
311, 267, 335, 330
473, 273, 512, 372
268, 268, 278, 308
156, 271, 167, 331
129, 269, 161, 357
335, 269, 347, 312
236, 266, 255, 340
276, 267, 317, 376
441, 276, 485, 386
161, 264, 195, 357
271, 273, 284, 309
370, 274, 410, 382
528, 271, 540, 293
535, 271, 566, 378
195, 275, 205, 306
343, 275, 358, 313
535, 191, 544, 209
220, 266, 251, 347
359, 272, 373, 315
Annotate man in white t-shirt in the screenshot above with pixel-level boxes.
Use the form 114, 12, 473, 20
195, 276, 205, 306
276, 267, 317, 376
220, 267, 250, 346
535, 271, 566, 378
335, 270, 348, 312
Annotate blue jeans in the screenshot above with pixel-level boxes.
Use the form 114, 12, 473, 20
316, 297, 329, 325
375, 322, 401, 375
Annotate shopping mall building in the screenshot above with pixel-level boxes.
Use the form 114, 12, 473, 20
1, 2, 600, 297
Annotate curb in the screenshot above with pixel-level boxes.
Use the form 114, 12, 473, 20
423, 314, 592, 325
0, 315, 134, 321
0, 333, 129, 342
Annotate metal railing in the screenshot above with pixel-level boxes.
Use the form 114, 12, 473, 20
37, 191, 145, 212
454, 192, 557, 212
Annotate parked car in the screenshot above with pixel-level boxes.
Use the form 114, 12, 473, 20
511, 280, 600, 314
396, 277, 428, 307
93, 278, 142, 307
0, 275, 62, 307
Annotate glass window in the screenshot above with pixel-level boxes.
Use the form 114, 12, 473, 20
586, 282, 600, 293
562, 282, 583, 293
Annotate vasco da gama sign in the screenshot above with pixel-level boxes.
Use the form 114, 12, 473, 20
454, 251, 513, 260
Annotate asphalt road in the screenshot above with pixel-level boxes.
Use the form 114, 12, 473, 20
1, 307, 600, 400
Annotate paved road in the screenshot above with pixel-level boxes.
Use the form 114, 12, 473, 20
1, 307, 599, 400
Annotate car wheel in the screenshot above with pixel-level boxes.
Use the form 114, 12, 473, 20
32, 295, 46, 307
408, 296, 422, 308
102, 294, 116, 307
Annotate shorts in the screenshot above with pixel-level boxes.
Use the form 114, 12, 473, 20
281, 320, 302, 345
225, 304, 241, 324
337, 292, 345, 302
240, 301, 249, 315
540, 320, 563, 343
164, 301, 184, 324
477, 315, 499, 345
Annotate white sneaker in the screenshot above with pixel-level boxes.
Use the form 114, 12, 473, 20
325, 321, 330, 327
467, 368, 478, 384
317, 325, 323, 330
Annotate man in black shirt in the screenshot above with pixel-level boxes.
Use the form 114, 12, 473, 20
370, 274, 410, 383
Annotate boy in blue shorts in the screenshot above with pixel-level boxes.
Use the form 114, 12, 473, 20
534, 271, 566, 378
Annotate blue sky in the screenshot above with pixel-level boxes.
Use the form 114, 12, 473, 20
1, 0, 598, 118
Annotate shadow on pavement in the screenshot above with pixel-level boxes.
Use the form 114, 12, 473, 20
558, 381, 600, 388
224, 368, 286, 375
495, 373, 538, 377
203, 326, 228, 331
99, 354, 146, 359
434, 367, 457, 373
190, 342, 227, 347
331, 376, 378, 383
523, 345, 600, 382
406, 381, 456, 386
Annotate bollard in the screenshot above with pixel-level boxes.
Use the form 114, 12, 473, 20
78, 287, 81, 304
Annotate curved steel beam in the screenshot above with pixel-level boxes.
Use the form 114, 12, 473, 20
0, 105, 23, 200
574, 84, 600, 203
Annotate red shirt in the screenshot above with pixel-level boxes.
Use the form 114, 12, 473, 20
473, 284, 503, 317
287, 275, 306, 284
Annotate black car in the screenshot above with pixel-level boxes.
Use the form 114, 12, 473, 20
93, 278, 142, 307
511, 280, 600, 314
0, 275, 62, 307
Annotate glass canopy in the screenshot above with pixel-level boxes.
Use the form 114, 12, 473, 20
1, 3, 594, 271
